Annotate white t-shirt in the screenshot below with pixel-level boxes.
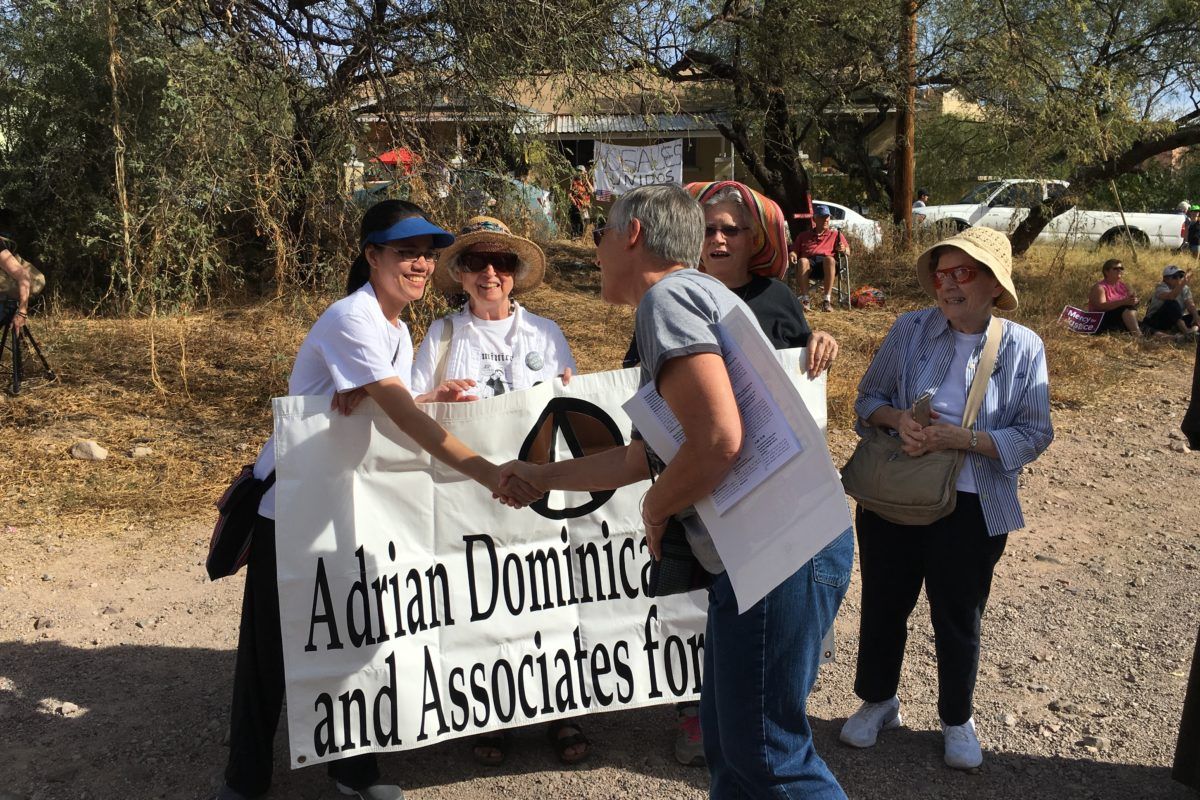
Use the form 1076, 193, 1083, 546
411, 303, 576, 398
253, 283, 412, 519
932, 328, 982, 494
472, 316, 519, 398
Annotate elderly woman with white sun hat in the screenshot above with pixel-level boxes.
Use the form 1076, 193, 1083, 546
411, 216, 581, 767
842, 226, 1053, 770
411, 216, 576, 401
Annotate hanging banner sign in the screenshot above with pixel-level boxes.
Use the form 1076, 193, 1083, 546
274, 353, 827, 768
592, 139, 684, 196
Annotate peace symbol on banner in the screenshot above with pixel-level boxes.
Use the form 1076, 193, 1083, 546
517, 397, 625, 520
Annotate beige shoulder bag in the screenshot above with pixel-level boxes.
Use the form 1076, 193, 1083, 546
841, 316, 1002, 526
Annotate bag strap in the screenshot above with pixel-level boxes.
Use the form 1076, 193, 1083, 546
263, 470, 276, 490
962, 316, 1003, 429
432, 316, 455, 386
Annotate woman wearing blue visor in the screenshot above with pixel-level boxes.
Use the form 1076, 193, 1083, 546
215, 200, 541, 800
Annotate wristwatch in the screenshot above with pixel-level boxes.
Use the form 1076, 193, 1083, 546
968, 429, 978, 450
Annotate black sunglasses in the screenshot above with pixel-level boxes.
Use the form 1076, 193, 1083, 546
459, 252, 519, 274
704, 225, 748, 238
592, 226, 609, 247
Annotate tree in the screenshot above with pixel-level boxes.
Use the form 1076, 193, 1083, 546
612, 0, 903, 224
926, 0, 1200, 254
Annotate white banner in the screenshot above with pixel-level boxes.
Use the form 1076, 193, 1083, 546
274, 355, 827, 768
593, 139, 684, 196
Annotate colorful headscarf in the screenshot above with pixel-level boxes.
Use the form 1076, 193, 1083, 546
685, 181, 790, 279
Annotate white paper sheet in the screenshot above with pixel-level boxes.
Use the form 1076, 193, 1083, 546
623, 305, 852, 612
626, 326, 803, 515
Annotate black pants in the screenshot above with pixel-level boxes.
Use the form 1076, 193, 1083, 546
1182, 333, 1200, 450
853, 493, 1007, 726
1173, 625, 1200, 789
225, 517, 380, 796
1144, 301, 1195, 332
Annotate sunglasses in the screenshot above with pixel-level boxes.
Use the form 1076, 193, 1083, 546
592, 226, 609, 247
459, 252, 519, 274
931, 265, 981, 288
376, 244, 439, 264
704, 225, 748, 238
1167, 273, 1186, 279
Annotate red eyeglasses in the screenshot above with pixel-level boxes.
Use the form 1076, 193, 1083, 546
931, 265, 981, 288
459, 252, 519, 274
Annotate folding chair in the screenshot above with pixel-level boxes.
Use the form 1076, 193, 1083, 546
832, 251, 852, 309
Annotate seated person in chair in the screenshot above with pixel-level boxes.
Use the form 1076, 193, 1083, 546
790, 205, 848, 312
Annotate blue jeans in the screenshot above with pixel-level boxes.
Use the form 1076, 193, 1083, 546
701, 528, 854, 799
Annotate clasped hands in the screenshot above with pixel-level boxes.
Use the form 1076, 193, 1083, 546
895, 409, 969, 457
492, 460, 545, 510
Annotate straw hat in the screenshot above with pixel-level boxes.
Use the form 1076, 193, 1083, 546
916, 226, 1018, 311
434, 216, 546, 296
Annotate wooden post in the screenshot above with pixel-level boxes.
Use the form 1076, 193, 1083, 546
892, 0, 918, 248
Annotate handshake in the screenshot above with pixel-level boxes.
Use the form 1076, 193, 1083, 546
490, 460, 547, 509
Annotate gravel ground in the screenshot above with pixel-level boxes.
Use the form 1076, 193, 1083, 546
1, 364, 1197, 800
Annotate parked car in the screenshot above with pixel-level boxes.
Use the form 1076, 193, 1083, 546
815, 200, 882, 252
915, 179, 1185, 248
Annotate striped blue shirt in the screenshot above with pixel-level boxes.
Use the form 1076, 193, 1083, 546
854, 307, 1054, 536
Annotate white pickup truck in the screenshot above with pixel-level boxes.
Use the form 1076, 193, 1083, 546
916, 179, 1185, 249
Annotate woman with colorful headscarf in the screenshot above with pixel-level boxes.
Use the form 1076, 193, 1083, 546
686, 180, 839, 377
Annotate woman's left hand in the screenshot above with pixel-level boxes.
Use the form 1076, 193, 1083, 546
641, 510, 669, 561
418, 379, 478, 403
560, 367, 573, 385
902, 420, 968, 456
805, 331, 839, 378
331, 388, 368, 415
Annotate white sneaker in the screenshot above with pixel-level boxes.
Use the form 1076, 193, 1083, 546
336, 782, 405, 800
942, 717, 983, 769
840, 696, 902, 748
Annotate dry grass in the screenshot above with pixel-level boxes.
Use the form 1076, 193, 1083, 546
1, 238, 1194, 536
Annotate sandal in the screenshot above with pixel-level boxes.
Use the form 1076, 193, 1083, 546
471, 731, 509, 766
822, 298, 834, 312
547, 719, 590, 764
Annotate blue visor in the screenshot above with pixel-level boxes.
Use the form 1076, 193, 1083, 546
362, 217, 455, 249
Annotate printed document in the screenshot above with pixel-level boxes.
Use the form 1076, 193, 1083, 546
623, 305, 851, 611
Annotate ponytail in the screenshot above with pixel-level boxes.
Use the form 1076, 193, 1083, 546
346, 253, 371, 295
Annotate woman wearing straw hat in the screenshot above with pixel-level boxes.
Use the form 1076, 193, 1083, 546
411, 216, 576, 402
410, 216, 583, 766
841, 227, 1053, 770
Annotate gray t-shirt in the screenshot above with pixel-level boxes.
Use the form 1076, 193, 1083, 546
1147, 281, 1193, 317
633, 268, 754, 575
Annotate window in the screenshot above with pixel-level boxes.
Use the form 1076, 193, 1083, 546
991, 182, 1044, 209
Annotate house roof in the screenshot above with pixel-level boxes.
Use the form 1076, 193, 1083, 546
536, 112, 727, 136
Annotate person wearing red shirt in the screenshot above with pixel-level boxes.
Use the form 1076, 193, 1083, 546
791, 205, 848, 312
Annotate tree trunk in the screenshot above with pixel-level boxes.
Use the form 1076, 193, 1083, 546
892, 0, 917, 246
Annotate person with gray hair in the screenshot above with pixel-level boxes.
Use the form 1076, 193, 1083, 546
503, 183, 852, 798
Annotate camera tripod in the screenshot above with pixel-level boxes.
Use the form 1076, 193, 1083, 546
0, 297, 55, 394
